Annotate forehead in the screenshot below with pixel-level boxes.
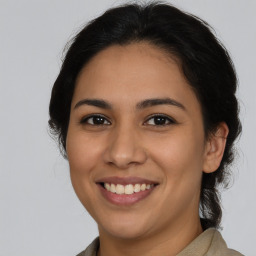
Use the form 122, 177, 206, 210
73, 42, 198, 109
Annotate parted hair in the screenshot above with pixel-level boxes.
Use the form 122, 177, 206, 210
49, 2, 241, 229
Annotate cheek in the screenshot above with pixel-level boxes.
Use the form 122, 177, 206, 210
66, 130, 105, 202
66, 132, 105, 213
66, 133, 102, 174
152, 129, 204, 162
148, 129, 205, 187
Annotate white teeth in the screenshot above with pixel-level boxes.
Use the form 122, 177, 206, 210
125, 184, 134, 194
110, 184, 116, 193
103, 183, 154, 194
104, 183, 110, 191
116, 184, 124, 194
141, 184, 146, 191
134, 184, 141, 193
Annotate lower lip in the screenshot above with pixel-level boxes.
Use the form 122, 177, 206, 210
97, 184, 155, 206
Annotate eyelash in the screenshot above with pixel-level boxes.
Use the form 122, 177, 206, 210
80, 114, 176, 127
144, 114, 176, 126
80, 114, 111, 126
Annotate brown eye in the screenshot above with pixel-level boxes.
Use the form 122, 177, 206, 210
81, 115, 111, 125
145, 115, 175, 126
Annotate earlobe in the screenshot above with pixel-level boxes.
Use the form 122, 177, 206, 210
203, 122, 229, 174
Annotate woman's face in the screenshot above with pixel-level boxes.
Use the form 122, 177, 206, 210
66, 42, 210, 240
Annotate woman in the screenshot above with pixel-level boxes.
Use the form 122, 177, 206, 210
49, 2, 243, 255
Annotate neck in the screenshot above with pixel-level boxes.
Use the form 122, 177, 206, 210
97, 216, 203, 256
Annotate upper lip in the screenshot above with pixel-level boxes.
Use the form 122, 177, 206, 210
95, 176, 159, 185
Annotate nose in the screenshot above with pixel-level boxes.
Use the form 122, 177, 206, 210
103, 125, 147, 169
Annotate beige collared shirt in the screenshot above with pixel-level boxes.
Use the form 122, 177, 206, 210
76, 228, 243, 256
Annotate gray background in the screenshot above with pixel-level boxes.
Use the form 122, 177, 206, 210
0, 0, 255, 255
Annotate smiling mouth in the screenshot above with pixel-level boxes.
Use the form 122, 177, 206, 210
96, 176, 160, 206
97, 178, 158, 206
101, 183, 155, 195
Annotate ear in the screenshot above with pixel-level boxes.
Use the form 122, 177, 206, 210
203, 122, 229, 174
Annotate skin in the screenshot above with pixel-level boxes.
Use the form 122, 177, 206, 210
66, 42, 228, 256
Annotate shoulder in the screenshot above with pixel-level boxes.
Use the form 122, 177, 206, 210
76, 231, 244, 256
178, 228, 244, 256
207, 229, 244, 256
76, 237, 99, 256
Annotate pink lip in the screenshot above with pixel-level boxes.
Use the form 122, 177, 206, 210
97, 184, 156, 206
96, 176, 159, 206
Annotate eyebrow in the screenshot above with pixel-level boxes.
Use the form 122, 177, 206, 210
74, 97, 186, 111
136, 98, 185, 110
74, 99, 111, 109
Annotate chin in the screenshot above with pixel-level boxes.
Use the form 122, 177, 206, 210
98, 216, 151, 240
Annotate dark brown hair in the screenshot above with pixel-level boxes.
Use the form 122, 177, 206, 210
49, 2, 241, 229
